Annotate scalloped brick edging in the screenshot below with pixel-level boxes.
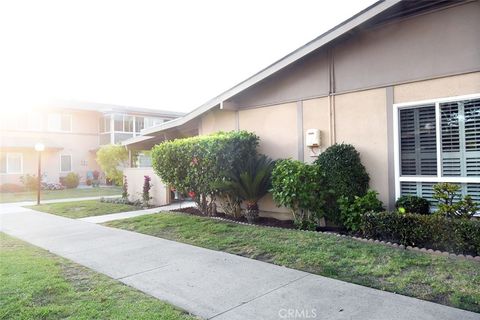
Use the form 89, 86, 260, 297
166, 211, 480, 262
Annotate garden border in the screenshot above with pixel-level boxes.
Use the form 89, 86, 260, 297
163, 211, 480, 262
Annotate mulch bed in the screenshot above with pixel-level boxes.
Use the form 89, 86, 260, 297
170, 206, 296, 229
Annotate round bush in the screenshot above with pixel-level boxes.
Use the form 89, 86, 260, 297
395, 195, 430, 215
61, 172, 80, 189
313, 143, 370, 224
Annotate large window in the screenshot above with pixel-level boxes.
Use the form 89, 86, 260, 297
395, 94, 480, 205
144, 117, 165, 129
48, 113, 71, 132
60, 155, 72, 172
0, 153, 23, 174
124, 115, 134, 132
135, 116, 145, 132
114, 114, 124, 132
99, 115, 111, 133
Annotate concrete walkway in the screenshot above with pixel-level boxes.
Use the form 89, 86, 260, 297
79, 201, 195, 223
1, 205, 479, 320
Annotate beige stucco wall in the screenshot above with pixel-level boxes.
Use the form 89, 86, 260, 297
302, 97, 330, 163
200, 109, 236, 135
124, 167, 170, 206
394, 72, 480, 104
334, 88, 390, 206
238, 102, 297, 160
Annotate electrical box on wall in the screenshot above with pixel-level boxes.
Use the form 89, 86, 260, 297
306, 129, 321, 147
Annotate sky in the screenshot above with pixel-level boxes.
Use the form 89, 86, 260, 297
0, 0, 377, 113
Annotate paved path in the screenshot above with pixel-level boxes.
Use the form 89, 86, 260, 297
1, 205, 479, 320
79, 201, 195, 223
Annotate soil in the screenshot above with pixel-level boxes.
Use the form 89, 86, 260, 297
170, 207, 296, 229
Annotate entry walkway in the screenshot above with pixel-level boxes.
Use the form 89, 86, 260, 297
79, 201, 195, 223
1, 205, 478, 320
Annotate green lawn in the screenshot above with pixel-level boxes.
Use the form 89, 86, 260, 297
0, 186, 122, 203
106, 212, 480, 313
26, 200, 138, 219
0, 233, 196, 320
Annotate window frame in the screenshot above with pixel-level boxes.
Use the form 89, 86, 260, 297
5, 153, 23, 174
393, 93, 480, 199
60, 154, 72, 173
48, 113, 72, 132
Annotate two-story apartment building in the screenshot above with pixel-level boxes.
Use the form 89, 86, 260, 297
0, 101, 183, 186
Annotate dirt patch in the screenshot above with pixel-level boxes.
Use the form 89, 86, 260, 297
171, 206, 296, 229
59, 260, 95, 292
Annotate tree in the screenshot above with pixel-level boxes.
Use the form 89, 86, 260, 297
96, 145, 128, 185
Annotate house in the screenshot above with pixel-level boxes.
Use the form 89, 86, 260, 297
123, 0, 480, 217
0, 101, 184, 186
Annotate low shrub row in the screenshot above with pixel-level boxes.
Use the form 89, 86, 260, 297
361, 211, 480, 256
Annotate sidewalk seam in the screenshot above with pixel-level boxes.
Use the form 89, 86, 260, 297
208, 273, 311, 319
116, 264, 170, 280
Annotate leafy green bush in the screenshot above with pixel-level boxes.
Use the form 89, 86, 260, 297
19, 174, 40, 191
151, 131, 259, 215
314, 143, 370, 225
96, 145, 128, 185
361, 211, 480, 255
395, 195, 430, 215
433, 183, 478, 219
338, 190, 383, 232
61, 172, 80, 189
271, 159, 327, 230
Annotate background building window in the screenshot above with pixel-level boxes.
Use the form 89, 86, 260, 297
48, 113, 71, 132
135, 116, 144, 132
114, 114, 123, 131
1, 153, 23, 174
60, 155, 72, 172
99, 115, 111, 133
124, 115, 134, 132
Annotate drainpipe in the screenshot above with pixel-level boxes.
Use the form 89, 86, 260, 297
328, 48, 336, 145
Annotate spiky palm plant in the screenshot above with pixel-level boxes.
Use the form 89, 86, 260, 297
223, 154, 275, 223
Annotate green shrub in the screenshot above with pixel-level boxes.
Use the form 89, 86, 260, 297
218, 154, 275, 223
19, 174, 40, 191
151, 131, 259, 215
361, 211, 480, 255
271, 159, 327, 230
314, 143, 370, 225
62, 172, 80, 189
96, 145, 128, 185
338, 190, 383, 232
433, 183, 478, 219
395, 195, 430, 215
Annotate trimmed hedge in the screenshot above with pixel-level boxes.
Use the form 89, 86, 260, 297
362, 211, 480, 256
395, 195, 430, 215
152, 131, 259, 214
314, 143, 370, 225
271, 159, 327, 230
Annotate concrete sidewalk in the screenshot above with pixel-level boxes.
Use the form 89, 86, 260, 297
79, 201, 195, 223
1, 205, 479, 320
